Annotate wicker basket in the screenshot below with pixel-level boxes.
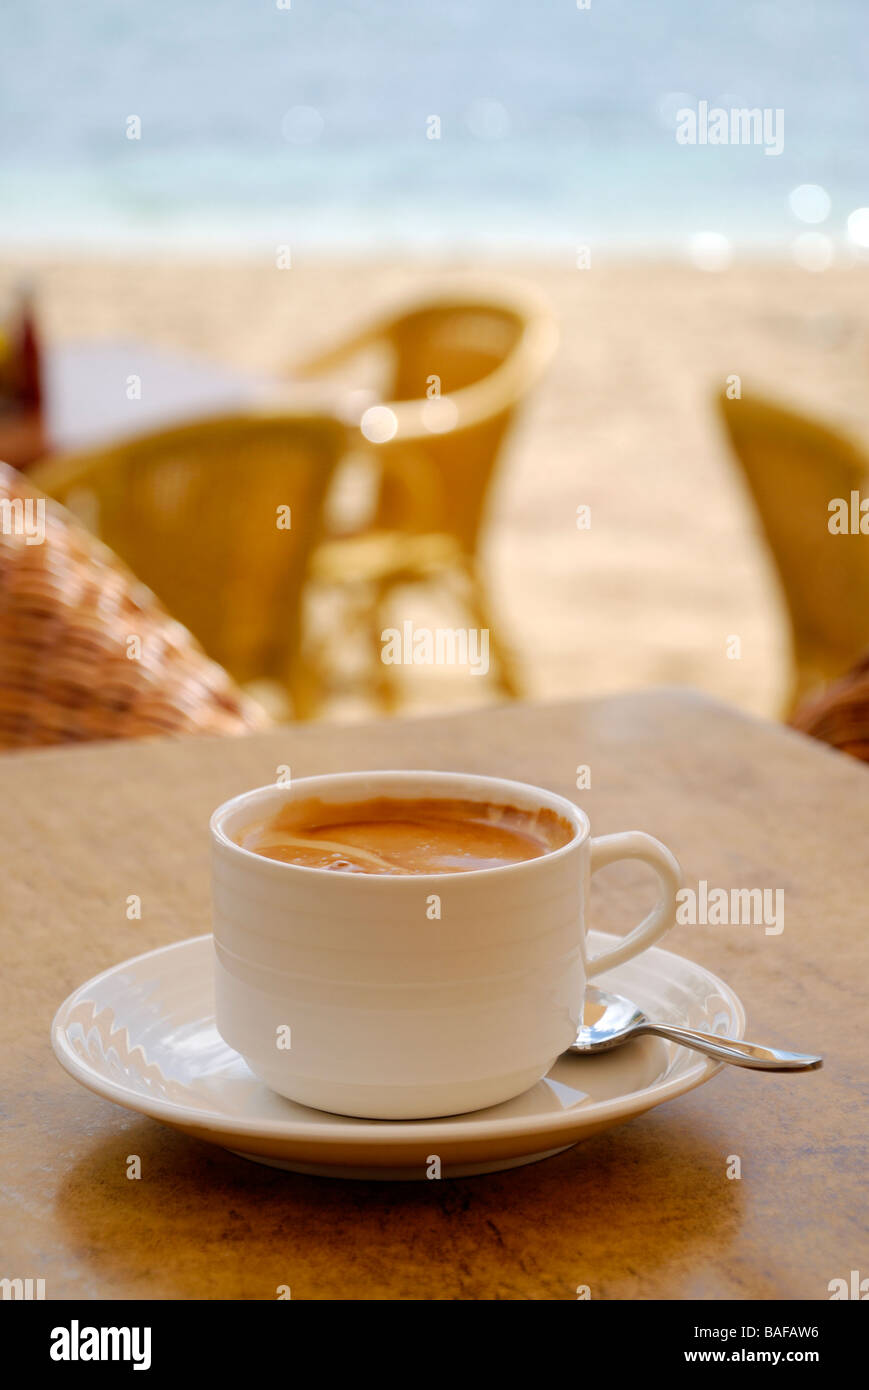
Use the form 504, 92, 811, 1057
0, 462, 270, 748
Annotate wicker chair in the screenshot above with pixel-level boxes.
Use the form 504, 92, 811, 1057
790, 651, 869, 765
31, 411, 348, 716
0, 463, 270, 748
292, 280, 559, 704
717, 392, 869, 713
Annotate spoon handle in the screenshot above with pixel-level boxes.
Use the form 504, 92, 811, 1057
635, 1022, 822, 1071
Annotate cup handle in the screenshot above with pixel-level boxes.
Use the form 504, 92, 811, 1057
586, 832, 683, 977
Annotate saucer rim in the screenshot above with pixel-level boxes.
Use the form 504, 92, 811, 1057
51, 932, 746, 1147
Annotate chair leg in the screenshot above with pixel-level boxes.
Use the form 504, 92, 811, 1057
288, 656, 326, 720
369, 577, 402, 713
453, 563, 523, 698
428, 560, 523, 699
314, 558, 522, 714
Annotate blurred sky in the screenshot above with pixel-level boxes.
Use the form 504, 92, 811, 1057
0, 0, 866, 254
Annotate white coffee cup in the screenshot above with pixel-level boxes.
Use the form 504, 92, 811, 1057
210, 770, 683, 1119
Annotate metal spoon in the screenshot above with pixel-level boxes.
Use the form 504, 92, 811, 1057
568, 986, 822, 1071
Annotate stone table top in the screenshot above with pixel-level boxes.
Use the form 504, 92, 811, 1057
1, 689, 865, 1300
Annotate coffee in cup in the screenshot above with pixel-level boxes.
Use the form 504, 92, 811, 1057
233, 794, 574, 875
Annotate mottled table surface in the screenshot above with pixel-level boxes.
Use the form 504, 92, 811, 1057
2, 690, 866, 1300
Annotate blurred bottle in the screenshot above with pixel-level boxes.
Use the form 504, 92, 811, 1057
13, 283, 42, 412
0, 284, 46, 468
0, 291, 14, 411
0, 283, 42, 412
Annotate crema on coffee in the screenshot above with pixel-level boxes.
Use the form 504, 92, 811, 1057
234, 795, 574, 875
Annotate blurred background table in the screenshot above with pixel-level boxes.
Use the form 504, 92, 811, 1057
0, 339, 276, 467
0, 689, 865, 1300
43, 339, 277, 453
0, 337, 344, 466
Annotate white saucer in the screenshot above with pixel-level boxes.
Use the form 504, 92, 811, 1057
51, 933, 745, 1180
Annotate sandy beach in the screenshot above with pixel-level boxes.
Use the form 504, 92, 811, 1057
3, 253, 868, 723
